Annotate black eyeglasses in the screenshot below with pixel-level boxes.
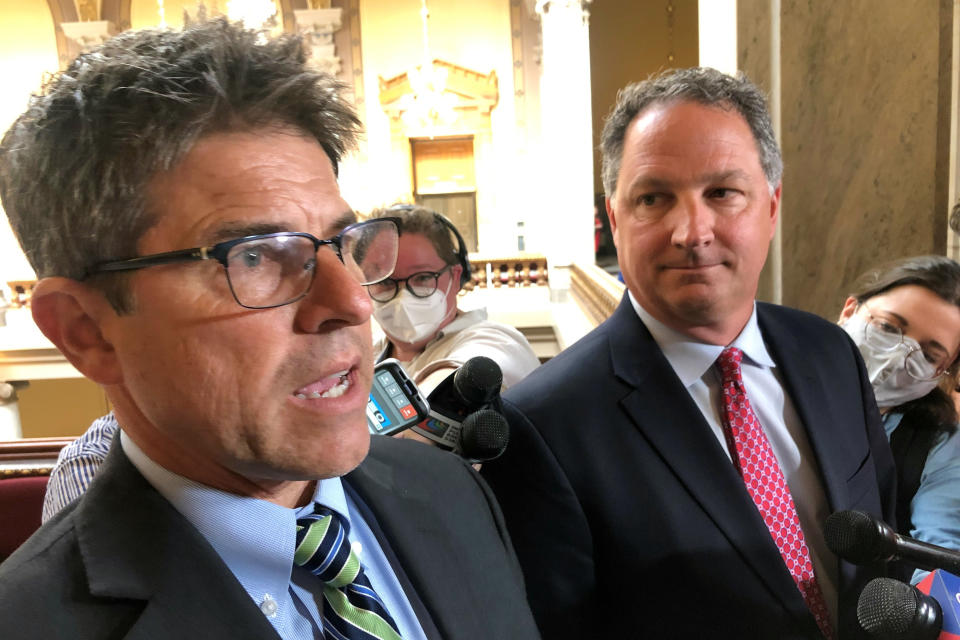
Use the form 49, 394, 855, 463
366, 265, 452, 303
86, 218, 401, 309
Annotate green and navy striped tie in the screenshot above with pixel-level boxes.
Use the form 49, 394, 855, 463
295, 505, 403, 640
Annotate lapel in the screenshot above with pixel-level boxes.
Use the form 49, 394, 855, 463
756, 303, 858, 512
344, 439, 471, 640
75, 443, 281, 640
756, 304, 867, 592
606, 295, 815, 626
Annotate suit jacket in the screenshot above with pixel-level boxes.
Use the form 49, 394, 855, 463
481, 297, 896, 639
0, 435, 540, 640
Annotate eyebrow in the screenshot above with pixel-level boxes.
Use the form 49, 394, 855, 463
625, 169, 752, 193
878, 309, 950, 355
205, 210, 357, 245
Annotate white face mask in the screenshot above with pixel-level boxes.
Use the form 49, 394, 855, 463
373, 284, 453, 346
841, 313, 940, 409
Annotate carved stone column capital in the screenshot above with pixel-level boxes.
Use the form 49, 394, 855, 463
59, 20, 118, 53
293, 7, 344, 76
534, 0, 590, 21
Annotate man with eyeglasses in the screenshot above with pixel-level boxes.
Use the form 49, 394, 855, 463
366, 205, 540, 396
0, 19, 539, 640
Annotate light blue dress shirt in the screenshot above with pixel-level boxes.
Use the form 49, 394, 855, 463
628, 292, 839, 624
882, 412, 960, 584
120, 430, 427, 640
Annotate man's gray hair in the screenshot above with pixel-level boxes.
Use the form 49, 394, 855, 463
600, 67, 782, 197
0, 18, 361, 312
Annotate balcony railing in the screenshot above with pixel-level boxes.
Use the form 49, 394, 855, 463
569, 262, 625, 326
464, 253, 548, 290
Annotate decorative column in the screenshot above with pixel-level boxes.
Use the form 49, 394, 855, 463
59, 20, 118, 55
535, 0, 594, 298
293, 7, 344, 76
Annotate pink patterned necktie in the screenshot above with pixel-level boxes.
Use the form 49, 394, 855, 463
717, 347, 834, 639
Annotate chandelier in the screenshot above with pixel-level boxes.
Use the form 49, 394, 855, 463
399, 0, 457, 133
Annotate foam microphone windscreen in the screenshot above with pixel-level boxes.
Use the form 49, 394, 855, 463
857, 577, 942, 640
825, 509, 887, 564
452, 356, 502, 407
459, 409, 509, 462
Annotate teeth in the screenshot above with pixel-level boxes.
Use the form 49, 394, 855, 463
321, 377, 351, 398
295, 374, 351, 400
294, 371, 351, 400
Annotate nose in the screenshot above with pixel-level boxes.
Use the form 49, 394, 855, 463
670, 195, 715, 250
294, 247, 372, 333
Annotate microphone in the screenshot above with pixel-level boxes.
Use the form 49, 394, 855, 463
857, 578, 942, 639
412, 356, 505, 452
458, 409, 509, 463
824, 510, 960, 575
856, 571, 960, 639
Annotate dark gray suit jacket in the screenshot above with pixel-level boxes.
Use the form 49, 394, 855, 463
482, 297, 897, 639
0, 435, 539, 639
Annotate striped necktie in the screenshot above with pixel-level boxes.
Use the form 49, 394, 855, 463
717, 347, 834, 639
295, 505, 403, 640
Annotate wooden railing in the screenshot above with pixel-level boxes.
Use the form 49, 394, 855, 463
0, 437, 72, 477
463, 253, 548, 290
569, 262, 625, 326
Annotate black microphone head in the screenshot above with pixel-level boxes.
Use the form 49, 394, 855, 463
458, 409, 509, 462
824, 510, 889, 564
452, 356, 502, 407
857, 577, 942, 640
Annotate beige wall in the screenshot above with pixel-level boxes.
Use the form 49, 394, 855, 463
349, 0, 525, 256
775, 0, 953, 319
0, 1, 60, 290
18, 378, 110, 438
588, 0, 700, 197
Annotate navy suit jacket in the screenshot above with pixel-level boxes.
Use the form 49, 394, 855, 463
482, 296, 896, 639
0, 435, 540, 640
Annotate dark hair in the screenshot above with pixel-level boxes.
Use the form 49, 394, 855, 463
0, 18, 361, 312
370, 204, 462, 268
849, 255, 960, 425
600, 67, 782, 197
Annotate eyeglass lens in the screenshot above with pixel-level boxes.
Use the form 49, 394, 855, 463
367, 270, 445, 302
224, 220, 398, 309
863, 319, 944, 380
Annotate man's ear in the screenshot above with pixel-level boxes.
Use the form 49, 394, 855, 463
30, 278, 123, 385
606, 197, 619, 248
838, 296, 859, 324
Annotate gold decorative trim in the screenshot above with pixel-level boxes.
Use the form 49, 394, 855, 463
570, 262, 624, 326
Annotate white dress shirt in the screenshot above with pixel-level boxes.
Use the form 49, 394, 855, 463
629, 292, 839, 626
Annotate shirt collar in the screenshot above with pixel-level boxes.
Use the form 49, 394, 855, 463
375, 308, 487, 364
435, 307, 485, 340
119, 430, 349, 602
627, 291, 776, 387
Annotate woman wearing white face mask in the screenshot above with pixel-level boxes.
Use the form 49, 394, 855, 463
366, 205, 540, 397
838, 255, 960, 583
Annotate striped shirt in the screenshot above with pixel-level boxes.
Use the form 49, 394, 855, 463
41, 413, 117, 522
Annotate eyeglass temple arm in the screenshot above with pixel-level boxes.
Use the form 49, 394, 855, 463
89, 247, 214, 274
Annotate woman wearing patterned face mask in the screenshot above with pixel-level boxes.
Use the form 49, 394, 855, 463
838, 255, 960, 582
